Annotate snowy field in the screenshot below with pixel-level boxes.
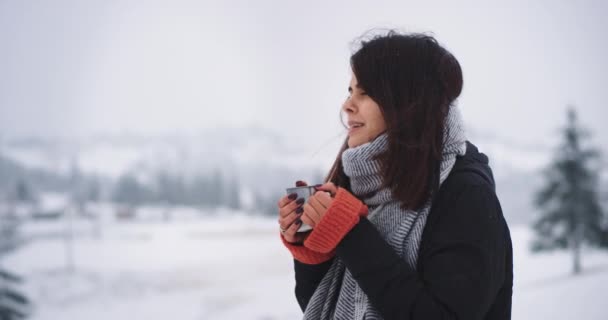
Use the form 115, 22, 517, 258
5, 210, 608, 320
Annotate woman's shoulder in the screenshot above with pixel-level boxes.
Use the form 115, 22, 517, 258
427, 141, 503, 231
442, 141, 496, 195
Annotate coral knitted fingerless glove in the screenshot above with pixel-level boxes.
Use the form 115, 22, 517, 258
280, 187, 368, 264
304, 188, 368, 253
280, 234, 335, 265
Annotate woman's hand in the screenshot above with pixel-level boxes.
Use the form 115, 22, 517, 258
278, 181, 309, 244
301, 182, 338, 228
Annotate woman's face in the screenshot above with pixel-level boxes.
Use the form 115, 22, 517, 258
342, 73, 387, 148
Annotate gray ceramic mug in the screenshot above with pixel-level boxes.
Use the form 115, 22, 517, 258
284, 185, 317, 232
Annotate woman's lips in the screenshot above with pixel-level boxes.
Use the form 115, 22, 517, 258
348, 124, 364, 135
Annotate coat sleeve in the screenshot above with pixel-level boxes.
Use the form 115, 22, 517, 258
293, 258, 335, 312
335, 184, 507, 320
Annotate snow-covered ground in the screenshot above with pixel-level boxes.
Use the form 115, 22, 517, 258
4, 213, 608, 320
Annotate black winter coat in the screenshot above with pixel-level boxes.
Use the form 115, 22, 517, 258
294, 141, 513, 320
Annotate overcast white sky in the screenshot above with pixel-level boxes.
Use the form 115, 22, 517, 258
1, 0, 607, 149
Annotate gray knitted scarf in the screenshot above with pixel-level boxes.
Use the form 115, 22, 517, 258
303, 105, 467, 320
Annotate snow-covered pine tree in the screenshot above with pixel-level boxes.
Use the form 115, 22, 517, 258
532, 106, 608, 274
1, 207, 31, 319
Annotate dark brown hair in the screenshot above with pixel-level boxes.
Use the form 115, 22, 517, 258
326, 31, 463, 210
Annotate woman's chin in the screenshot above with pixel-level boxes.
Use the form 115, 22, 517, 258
348, 137, 365, 148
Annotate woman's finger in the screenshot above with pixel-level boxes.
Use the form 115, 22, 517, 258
300, 211, 315, 229
314, 191, 333, 208
278, 207, 302, 231
303, 203, 321, 225
315, 182, 338, 197
283, 217, 304, 242
278, 192, 298, 209
309, 195, 327, 215
279, 196, 305, 218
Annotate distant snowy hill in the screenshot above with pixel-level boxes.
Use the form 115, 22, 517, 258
1, 126, 604, 225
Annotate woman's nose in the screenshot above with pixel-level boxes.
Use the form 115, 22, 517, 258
342, 97, 355, 114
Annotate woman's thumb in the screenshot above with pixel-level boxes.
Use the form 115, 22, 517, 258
314, 182, 337, 196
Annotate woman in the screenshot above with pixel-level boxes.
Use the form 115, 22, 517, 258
277, 31, 513, 320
